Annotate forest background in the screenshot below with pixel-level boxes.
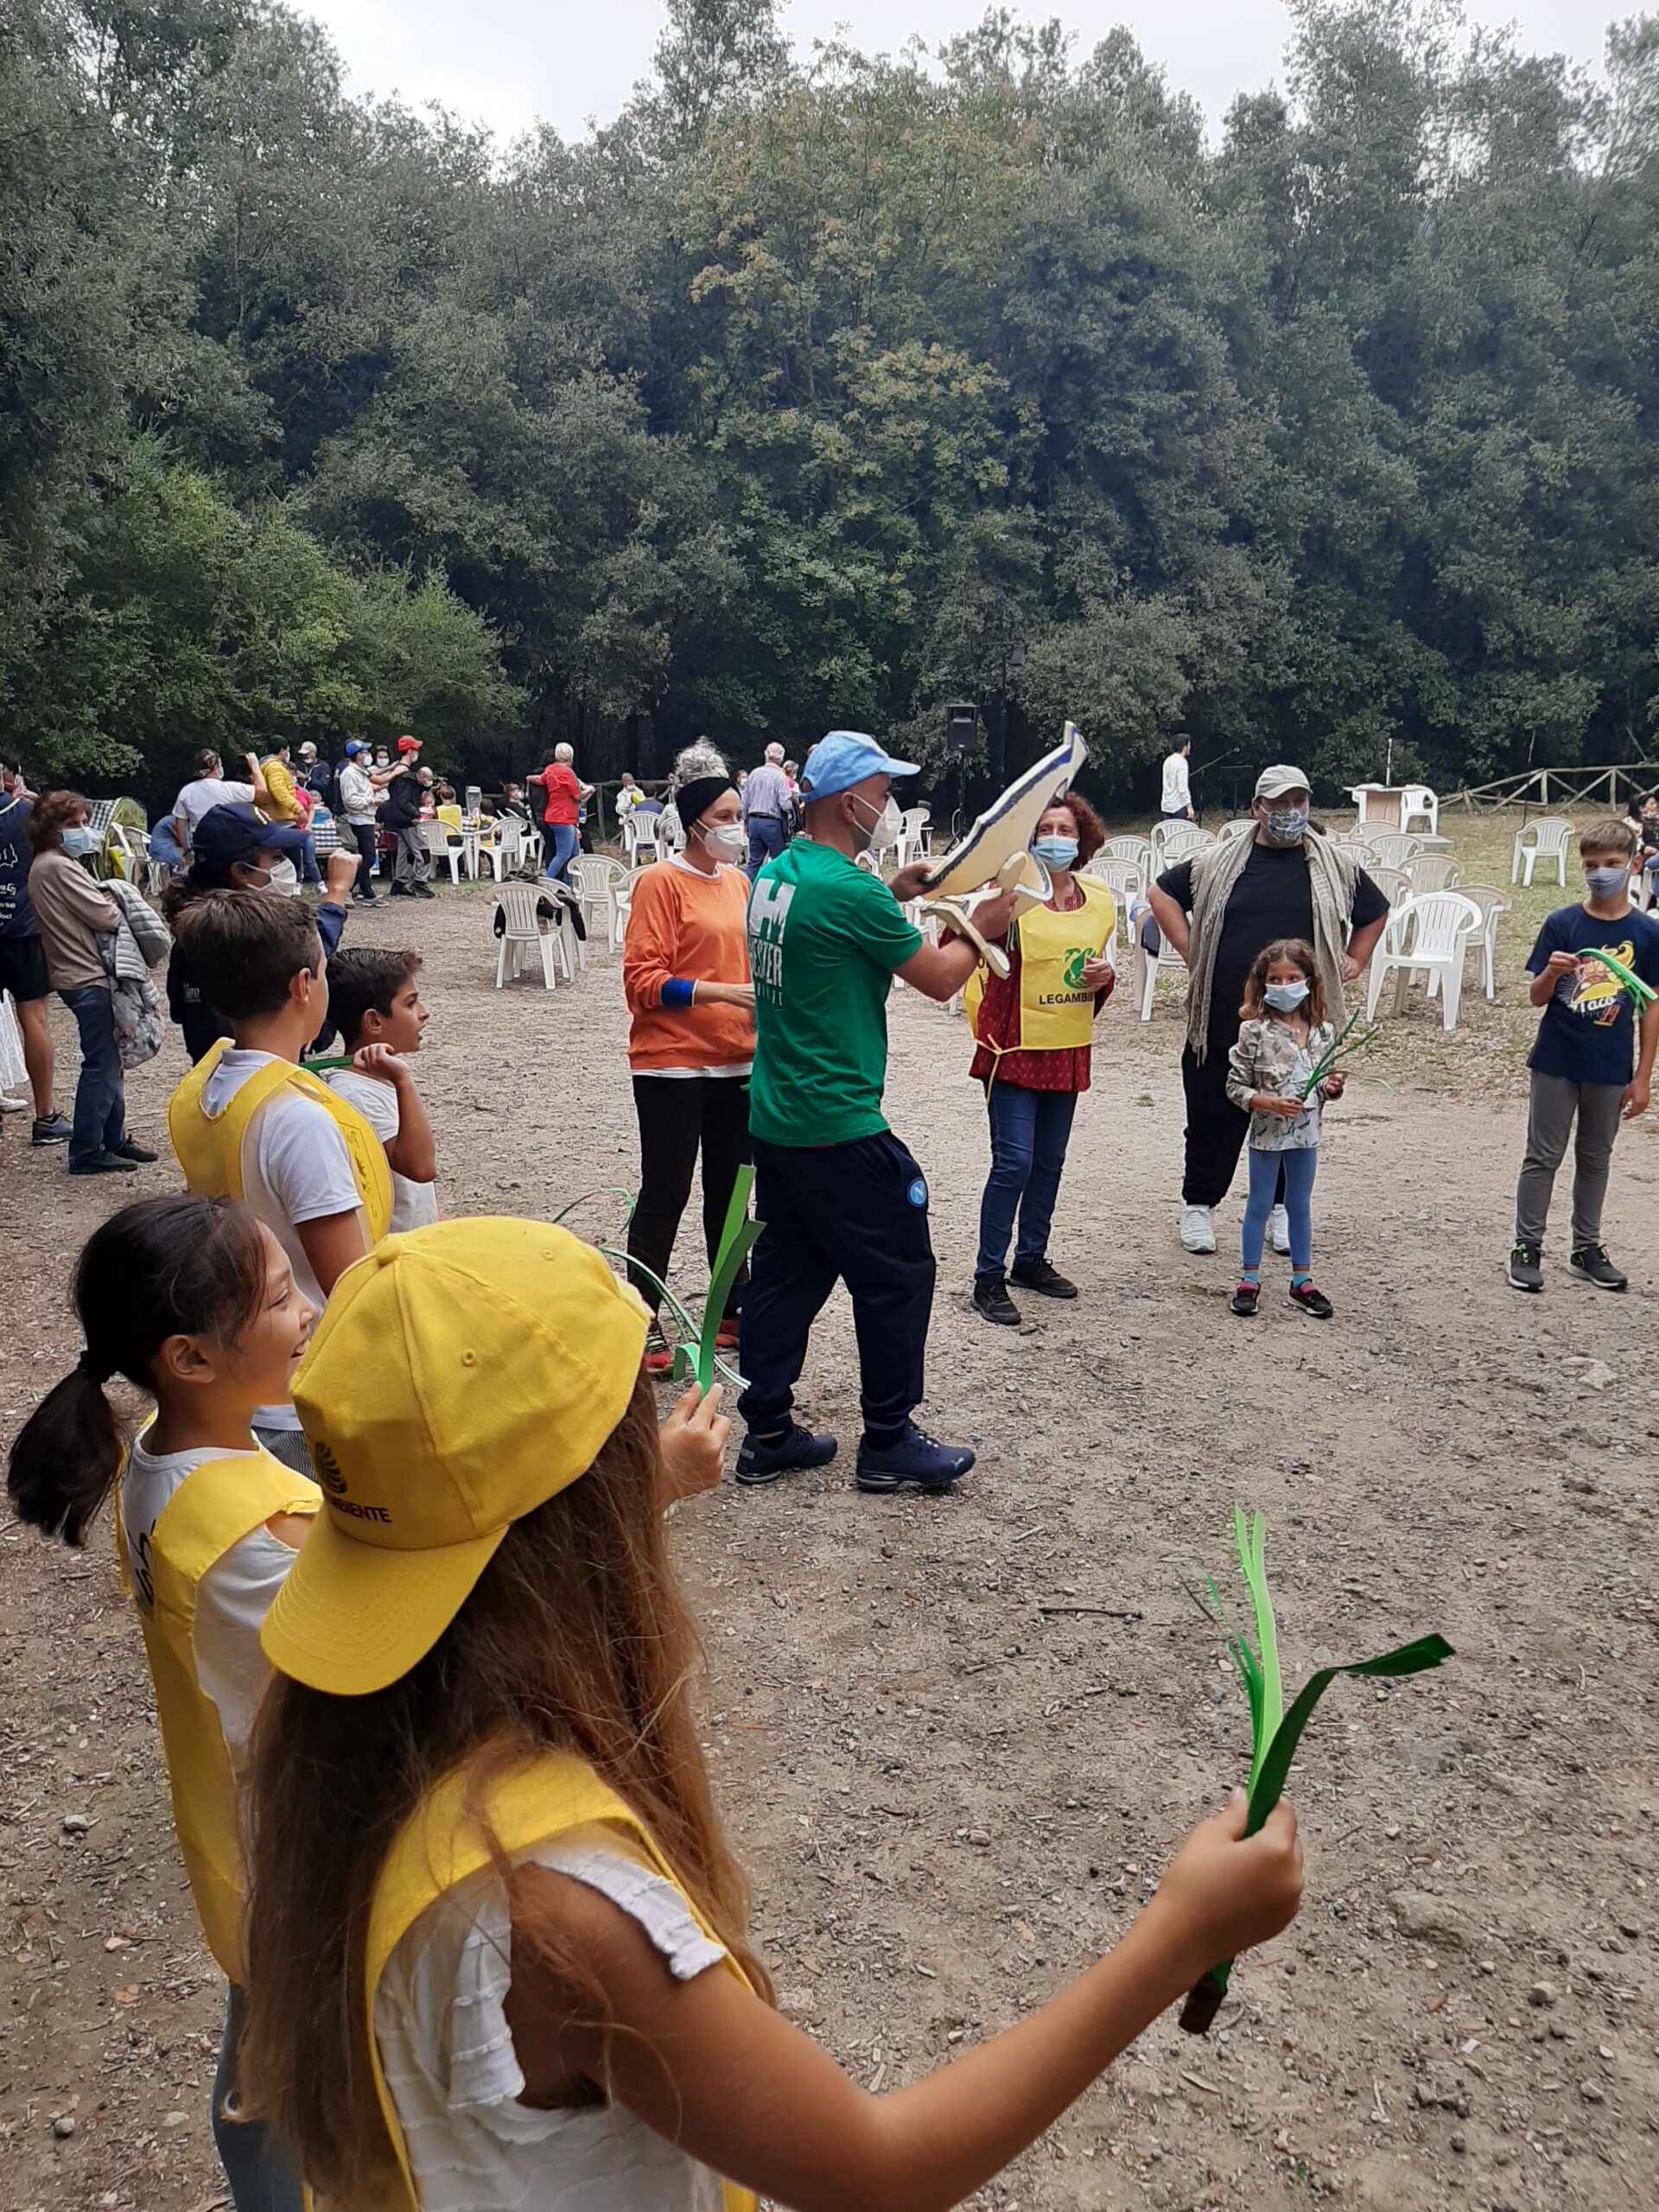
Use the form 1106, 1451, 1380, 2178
7, 0, 1659, 810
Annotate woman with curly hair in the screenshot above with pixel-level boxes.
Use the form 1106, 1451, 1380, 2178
621, 743, 755, 1372
969, 791, 1117, 1326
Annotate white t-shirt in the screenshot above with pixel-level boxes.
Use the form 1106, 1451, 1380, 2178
374, 1824, 728, 2212
119, 1438, 308, 1761
174, 778, 256, 837
201, 1048, 367, 1428
1160, 751, 1192, 813
321, 1069, 437, 1233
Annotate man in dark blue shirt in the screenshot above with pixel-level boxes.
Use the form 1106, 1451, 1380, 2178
1510, 817, 1659, 1294
0, 766, 71, 1144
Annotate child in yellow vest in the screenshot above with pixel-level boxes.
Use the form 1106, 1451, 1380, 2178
6, 1195, 318, 2212
237, 1217, 1303, 2212
168, 886, 391, 1470
969, 793, 1116, 1326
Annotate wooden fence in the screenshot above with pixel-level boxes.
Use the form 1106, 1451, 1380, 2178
1446, 765, 1659, 812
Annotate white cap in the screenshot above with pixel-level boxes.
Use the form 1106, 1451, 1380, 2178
1255, 764, 1310, 801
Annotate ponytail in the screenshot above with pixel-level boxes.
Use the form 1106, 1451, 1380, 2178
6, 1198, 270, 1550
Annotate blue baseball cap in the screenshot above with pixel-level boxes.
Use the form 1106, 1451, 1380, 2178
798, 731, 919, 801
191, 803, 309, 873
343, 740, 365, 755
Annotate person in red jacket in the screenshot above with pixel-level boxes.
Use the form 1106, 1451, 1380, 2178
620, 745, 754, 1374
529, 744, 592, 884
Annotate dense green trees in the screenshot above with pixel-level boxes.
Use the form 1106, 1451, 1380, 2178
3, 0, 1657, 804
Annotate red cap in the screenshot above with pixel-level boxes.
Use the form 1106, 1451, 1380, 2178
397, 734, 421, 753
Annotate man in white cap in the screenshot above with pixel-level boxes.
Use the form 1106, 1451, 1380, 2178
1147, 765, 1388, 1255
737, 731, 1016, 1496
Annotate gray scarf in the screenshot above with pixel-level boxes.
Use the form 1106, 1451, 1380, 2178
1185, 829, 1360, 1059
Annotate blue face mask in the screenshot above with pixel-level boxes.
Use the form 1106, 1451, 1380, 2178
60, 826, 93, 857
1265, 979, 1310, 1013
1262, 805, 1309, 845
1033, 836, 1078, 870
1586, 864, 1630, 899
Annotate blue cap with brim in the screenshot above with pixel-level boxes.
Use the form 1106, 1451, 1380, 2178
798, 731, 920, 801
191, 803, 309, 873
343, 740, 365, 755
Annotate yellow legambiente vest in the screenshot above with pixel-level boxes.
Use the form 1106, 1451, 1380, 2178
113, 1450, 320, 1982
168, 1038, 393, 1242
365, 1752, 760, 2212
967, 876, 1116, 1054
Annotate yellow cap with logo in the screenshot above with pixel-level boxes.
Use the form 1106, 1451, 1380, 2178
259, 1217, 649, 1697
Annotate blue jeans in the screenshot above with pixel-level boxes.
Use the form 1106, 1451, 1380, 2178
1242, 1145, 1317, 1272
295, 830, 320, 886
59, 986, 124, 1165
542, 822, 579, 882
746, 815, 788, 879
213, 1984, 304, 2211
976, 1084, 1077, 1277
149, 819, 187, 870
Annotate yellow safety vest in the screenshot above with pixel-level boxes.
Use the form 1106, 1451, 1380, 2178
168, 1038, 393, 1243
364, 1751, 760, 2212
113, 1448, 320, 1981
967, 876, 1116, 1053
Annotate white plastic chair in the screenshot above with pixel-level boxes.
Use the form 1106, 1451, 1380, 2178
476, 817, 524, 883
897, 806, 932, 867
1398, 785, 1440, 836
493, 883, 574, 989
1084, 858, 1143, 944
1403, 853, 1461, 894
1130, 906, 1186, 1022
1217, 817, 1256, 843
624, 812, 661, 864
1365, 893, 1482, 1031
1367, 832, 1425, 872
1101, 834, 1153, 874
1511, 817, 1572, 887
1456, 883, 1510, 1001
1366, 866, 1412, 906
423, 819, 466, 887
570, 855, 628, 951
1150, 821, 1214, 873
657, 808, 685, 857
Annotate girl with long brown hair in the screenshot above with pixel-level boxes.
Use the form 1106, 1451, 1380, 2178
241, 1216, 1303, 2212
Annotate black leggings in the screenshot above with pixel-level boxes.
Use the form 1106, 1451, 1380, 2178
626, 1076, 753, 1322
347, 821, 378, 896
1181, 1029, 1285, 1211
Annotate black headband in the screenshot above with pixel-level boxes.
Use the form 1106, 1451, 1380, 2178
675, 773, 735, 828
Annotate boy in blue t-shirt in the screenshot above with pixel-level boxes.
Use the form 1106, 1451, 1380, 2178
1510, 819, 1659, 1293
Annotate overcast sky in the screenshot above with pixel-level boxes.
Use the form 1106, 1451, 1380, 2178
298, 0, 1614, 145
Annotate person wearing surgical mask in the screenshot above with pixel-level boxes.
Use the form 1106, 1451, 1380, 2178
736, 731, 1018, 1495
1146, 762, 1389, 1261
620, 746, 759, 1373
162, 804, 358, 1064
25, 791, 159, 1174
969, 794, 1117, 1327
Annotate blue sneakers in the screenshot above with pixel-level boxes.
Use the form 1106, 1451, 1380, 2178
855, 1424, 975, 1495
734, 1422, 839, 1487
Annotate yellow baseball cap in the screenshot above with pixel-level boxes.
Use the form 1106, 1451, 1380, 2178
260, 1217, 649, 1696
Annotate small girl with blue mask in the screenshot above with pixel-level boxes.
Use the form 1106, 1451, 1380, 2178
1224, 938, 1344, 1319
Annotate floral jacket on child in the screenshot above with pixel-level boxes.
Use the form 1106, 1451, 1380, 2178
1226, 1015, 1336, 1152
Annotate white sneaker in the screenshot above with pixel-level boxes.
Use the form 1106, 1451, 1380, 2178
1179, 1205, 1217, 1255
1268, 1203, 1291, 1257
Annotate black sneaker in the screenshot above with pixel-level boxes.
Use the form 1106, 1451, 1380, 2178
1570, 1243, 1627, 1293
389, 881, 413, 897
110, 1137, 158, 1164
855, 1423, 974, 1494
30, 1113, 72, 1146
1009, 1255, 1077, 1300
413, 882, 437, 899
973, 1273, 1020, 1326
1507, 1239, 1544, 1293
67, 1150, 138, 1175
734, 1422, 838, 1487
1231, 1280, 1261, 1317
1287, 1281, 1334, 1320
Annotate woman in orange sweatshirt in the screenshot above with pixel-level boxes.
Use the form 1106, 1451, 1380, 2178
622, 744, 756, 1372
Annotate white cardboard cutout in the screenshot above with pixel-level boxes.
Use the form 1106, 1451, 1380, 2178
918, 721, 1088, 978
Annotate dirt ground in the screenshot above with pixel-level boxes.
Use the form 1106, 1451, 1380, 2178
3, 814, 1656, 2212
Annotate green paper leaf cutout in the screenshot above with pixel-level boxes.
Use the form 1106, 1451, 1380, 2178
1245, 1634, 1455, 1836
301, 1053, 356, 1071
1578, 945, 1657, 1009
696, 1163, 760, 1391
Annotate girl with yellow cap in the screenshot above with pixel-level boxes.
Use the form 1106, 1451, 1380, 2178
238, 1216, 1304, 2212
7, 1195, 320, 2210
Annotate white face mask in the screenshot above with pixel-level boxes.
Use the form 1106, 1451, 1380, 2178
852, 792, 902, 850
702, 820, 747, 861
268, 857, 299, 895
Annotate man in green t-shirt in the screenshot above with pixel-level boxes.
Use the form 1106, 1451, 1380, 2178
738, 732, 1015, 1495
